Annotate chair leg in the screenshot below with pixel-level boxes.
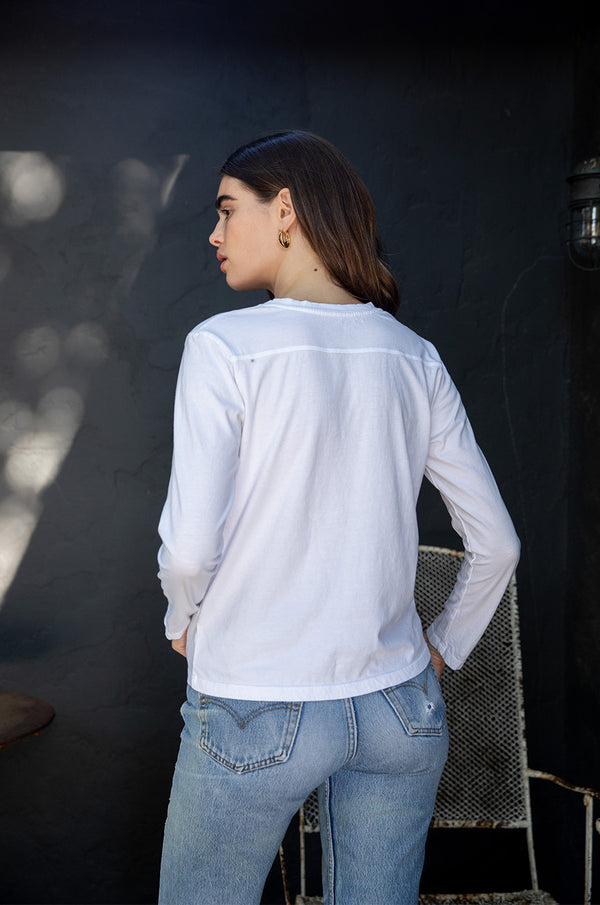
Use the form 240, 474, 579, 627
526, 819, 539, 891
299, 806, 307, 900
583, 793, 594, 905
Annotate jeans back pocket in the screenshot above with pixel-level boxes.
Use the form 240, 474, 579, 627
381, 664, 446, 737
197, 694, 303, 773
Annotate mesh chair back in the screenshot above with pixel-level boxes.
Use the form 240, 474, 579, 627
416, 546, 528, 828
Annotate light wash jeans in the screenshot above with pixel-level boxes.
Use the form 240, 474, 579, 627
159, 663, 448, 905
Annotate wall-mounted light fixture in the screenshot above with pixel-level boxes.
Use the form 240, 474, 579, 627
566, 158, 600, 271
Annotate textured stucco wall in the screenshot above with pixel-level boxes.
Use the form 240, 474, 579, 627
0, 4, 591, 903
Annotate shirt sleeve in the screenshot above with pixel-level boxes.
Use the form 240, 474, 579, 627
423, 355, 521, 670
157, 329, 244, 639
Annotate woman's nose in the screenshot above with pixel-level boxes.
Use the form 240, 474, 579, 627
209, 222, 222, 247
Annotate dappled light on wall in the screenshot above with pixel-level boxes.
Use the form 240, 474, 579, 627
0, 495, 41, 607
114, 158, 163, 238
4, 387, 85, 495
0, 322, 109, 608
0, 151, 189, 610
113, 155, 188, 237
110, 154, 189, 294
0, 152, 66, 226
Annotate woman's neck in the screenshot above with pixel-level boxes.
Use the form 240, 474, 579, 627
272, 245, 361, 306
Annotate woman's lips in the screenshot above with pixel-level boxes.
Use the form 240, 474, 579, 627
217, 253, 227, 272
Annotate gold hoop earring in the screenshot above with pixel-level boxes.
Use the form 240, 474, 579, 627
278, 230, 291, 249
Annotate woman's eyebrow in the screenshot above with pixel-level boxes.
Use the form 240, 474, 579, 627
215, 194, 237, 209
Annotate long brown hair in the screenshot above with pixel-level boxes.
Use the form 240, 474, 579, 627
220, 131, 399, 315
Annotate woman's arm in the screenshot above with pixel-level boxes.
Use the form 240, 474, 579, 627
157, 329, 244, 641
425, 634, 445, 679
171, 630, 188, 658
422, 356, 520, 670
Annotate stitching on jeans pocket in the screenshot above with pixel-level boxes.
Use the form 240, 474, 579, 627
198, 695, 303, 773
381, 666, 446, 737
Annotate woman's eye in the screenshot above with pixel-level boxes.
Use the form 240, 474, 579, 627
221, 209, 231, 220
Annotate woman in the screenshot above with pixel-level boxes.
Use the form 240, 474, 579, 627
157, 130, 520, 905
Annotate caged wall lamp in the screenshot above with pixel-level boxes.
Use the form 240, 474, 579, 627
565, 158, 600, 271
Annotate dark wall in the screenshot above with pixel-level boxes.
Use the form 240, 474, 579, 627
0, 4, 594, 903
566, 13, 600, 839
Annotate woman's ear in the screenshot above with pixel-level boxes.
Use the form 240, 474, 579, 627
276, 188, 296, 228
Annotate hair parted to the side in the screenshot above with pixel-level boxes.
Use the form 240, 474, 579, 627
220, 131, 400, 315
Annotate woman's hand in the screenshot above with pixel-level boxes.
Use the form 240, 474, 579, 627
425, 635, 445, 680
171, 630, 188, 659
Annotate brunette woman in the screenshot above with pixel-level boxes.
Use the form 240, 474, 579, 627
157, 130, 519, 905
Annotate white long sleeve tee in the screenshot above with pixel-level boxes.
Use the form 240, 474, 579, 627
157, 298, 520, 701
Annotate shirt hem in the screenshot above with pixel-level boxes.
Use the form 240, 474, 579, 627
188, 648, 431, 702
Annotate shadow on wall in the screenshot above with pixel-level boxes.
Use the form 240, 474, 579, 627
0, 150, 189, 613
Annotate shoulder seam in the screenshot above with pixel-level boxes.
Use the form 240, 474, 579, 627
188, 327, 236, 359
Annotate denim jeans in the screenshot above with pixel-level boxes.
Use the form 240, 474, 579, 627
159, 663, 448, 905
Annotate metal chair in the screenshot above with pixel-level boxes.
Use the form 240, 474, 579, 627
288, 546, 599, 905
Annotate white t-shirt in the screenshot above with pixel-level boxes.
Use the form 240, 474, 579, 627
157, 298, 520, 700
